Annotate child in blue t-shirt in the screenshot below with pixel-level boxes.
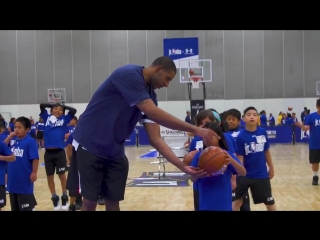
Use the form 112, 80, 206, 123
7, 117, 39, 211
190, 122, 246, 211
0, 140, 15, 211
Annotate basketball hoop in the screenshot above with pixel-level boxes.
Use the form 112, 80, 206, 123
190, 77, 202, 89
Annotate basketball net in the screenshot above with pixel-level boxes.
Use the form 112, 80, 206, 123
190, 77, 201, 89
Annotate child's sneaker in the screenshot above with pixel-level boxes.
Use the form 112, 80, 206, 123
61, 196, 69, 211
69, 204, 76, 211
51, 195, 60, 211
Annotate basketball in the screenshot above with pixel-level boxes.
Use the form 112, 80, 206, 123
183, 150, 198, 166
288, 107, 293, 111
198, 146, 228, 175
189, 69, 194, 75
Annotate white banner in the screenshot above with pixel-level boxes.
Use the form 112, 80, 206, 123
160, 126, 187, 137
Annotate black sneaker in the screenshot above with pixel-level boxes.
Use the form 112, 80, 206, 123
61, 196, 69, 211
69, 204, 76, 211
51, 195, 60, 211
312, 176, 319, 185
97, 196, 105, 205
75, 196, 82, 210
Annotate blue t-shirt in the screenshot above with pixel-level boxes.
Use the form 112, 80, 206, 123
240, 119, 245, 126
189, 136, 203, 191
7, 136, 39, 194
236, 127, 270, 178
260, 114, 267, 126
36, 122, 45, 131
0, 133, 7, 141
66, 133, 74, 145
73, 65, 157, 160
305, 112, 320, 149
190, 150, 240, 211
269, 116, 275, 126
39, 111, 73, 149
189, 136, 203, 152
285, 117, 293, 125
9, 122, 14, 132
30, 124, 37, 135
0, 141, 13, 185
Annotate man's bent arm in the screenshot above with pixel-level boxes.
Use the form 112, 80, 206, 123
137, 99, 198, 134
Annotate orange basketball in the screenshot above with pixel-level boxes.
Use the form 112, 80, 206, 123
183, 150, 198, 166
288, 107, 293, 111
189, 69, 194, 75
198, 146, 228, 175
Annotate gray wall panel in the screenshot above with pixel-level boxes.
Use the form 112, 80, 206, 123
244, 30, 263, 99
109, 30, 127, 73
204, 30, 224, 99
72, 30, 91, 103
165, 30, 185, 101
128, 30, 146, 66
91, 30, 109, 94
283, 30, 304, 98
1, 30, 319, 104
35, 30, 54, 104
53, 30, 72, 103
263, 30, 284, 98
0, 31, 18, 104
146, 30, 166, 101
304, 30, 320, 98
224, 30, 244, 99
17, 30, 35, 104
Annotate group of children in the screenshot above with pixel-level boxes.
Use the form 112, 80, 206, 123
187, 107, 276, 211
0, 103, 86, 211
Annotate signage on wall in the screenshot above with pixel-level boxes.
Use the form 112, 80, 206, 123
190, 100, 205, 125
160, 126, 187, 137
163, 37, 199, 68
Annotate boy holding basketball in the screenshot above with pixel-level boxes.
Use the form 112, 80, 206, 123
225, 109, 251, 211
232, 106, 276, 211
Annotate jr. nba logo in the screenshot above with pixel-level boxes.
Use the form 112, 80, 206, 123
301, 129, 310, 139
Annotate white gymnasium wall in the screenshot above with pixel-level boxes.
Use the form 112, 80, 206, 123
0, 98, 318, 122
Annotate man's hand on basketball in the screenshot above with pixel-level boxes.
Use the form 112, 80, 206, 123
224, 151, 232, 163
195, 127, 220, 142
182, 166, 209, 178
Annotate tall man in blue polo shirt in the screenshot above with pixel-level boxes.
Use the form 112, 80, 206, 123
73, 56, 217, 211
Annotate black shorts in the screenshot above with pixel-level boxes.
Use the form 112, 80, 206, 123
9, 193, 37, 211
36, 131, 44, 139
0, 185, 6, 208
76, 144, 129, 202
240, 191, 251, 211
193, 189, 199, 211
232, 177, 274, 205
309, 149, 320, 164
44, 149, 67, 176
66, 146, 80, 197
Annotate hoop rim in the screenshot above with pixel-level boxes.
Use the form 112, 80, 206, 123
189, 77, 203, 82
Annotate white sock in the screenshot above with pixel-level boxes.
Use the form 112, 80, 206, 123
313, 171, 318, 176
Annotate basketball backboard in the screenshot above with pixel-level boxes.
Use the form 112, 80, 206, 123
48, 88, 66, 103
179, 59, 212, 84
317, 81, 320, 96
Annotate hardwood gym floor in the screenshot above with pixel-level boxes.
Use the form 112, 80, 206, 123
2, 144, 320, 211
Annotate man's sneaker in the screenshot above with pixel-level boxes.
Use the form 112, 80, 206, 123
75, 196, 82, 210
69, 204, 76, 211
51, 195, 60, 211
312, 176, 319, 185
61, 196, 69, 211
97, 196, 105, 205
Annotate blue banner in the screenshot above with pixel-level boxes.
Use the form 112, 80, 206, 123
295, 127, 310, 143
163, 37, 199, 67
124, 128, 137, 146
